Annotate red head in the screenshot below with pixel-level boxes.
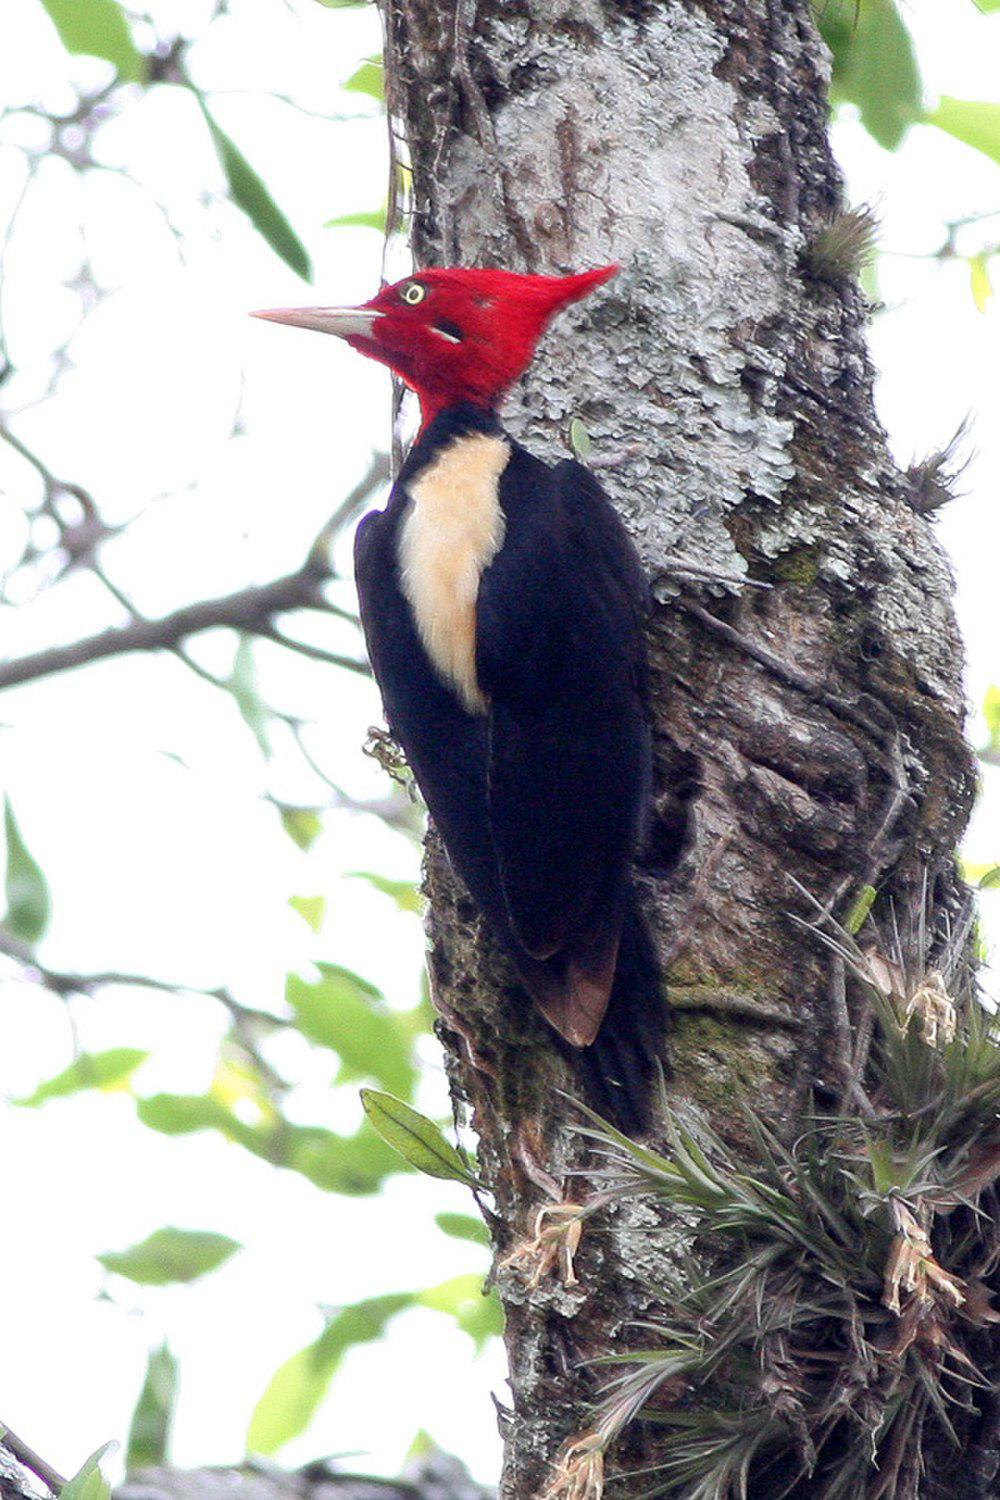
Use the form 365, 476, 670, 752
252, 264, 618, 428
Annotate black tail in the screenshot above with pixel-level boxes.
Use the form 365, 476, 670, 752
575, 886, 667, 1136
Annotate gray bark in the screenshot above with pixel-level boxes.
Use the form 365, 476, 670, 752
379, 1, 978, 1495
0, 1449, 490, 1500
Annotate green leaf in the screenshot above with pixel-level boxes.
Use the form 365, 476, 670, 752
845, 883, 877, 935
419, 1274, 503, 1351
973, 1, 1000, 14
348, 870, 423, 913
248, 1293, 414, 1454
984, 684, 1000, 751
361, 1089, 478, 1185
38, 0, 145, 81
865, 1135, 896, 1196
137, 1092, 239, 1136
286, 964, 416, 1097
569, 417, 592, 461
137, 1091, 273, 1165
435, 1212, 491, 1248
138, 1091, 409, 1193
286, 1118, 411, 1194
16, 1047, 148, 1107
227, 636, 272, 756
979, 865, 1000, 890
60, 1445, 115, 1500
819, 0, 922, 151
195, 97, 311, 281
970, 253, 994, 312
325, 207, 387, 233
127, 1344, 178, 1470
344, 59, 384, 102
927, 96, 1000, 169
280, 808, 323, 850
289, 895, 326, 932
860, 256, 881, 305
4, 796, 51, 943
98, 1228, 241, 1285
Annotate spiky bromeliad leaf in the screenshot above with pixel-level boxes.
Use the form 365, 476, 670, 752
905, 420, 972, 516
803, 204, 879, 284
574, 978, 1000, 1499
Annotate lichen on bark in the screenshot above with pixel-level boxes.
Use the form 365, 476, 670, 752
379, 1, 979, 1494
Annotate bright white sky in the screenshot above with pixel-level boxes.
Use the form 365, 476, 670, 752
0, 0, 999, 1490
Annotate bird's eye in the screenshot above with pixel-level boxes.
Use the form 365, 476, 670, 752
400, 281, 426, 306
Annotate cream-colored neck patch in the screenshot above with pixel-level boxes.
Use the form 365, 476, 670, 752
399, 432, 510, 713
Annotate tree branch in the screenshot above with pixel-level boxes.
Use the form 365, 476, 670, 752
0, 926, 296, 1092
0, 566, 328, 690
255, 624, 367, 674
0, 453, 388, 693
0, 1425, 64, 1496
0, 927, 287, 1023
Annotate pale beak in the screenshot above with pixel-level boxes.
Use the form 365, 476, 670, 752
249, 306, 384, 339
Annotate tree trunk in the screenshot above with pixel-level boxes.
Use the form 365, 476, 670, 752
379, 2, 980, 1495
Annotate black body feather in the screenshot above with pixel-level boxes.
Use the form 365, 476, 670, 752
354, 404, 664, 1131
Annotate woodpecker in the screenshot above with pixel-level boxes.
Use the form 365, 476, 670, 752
253, 266, 664, 1130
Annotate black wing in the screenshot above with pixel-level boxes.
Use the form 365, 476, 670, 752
355, 503, 497, 917
475, 450, 651, 1043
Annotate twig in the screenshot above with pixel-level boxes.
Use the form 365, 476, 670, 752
1, 453, 387, 693
818, 732, 911, 920
0, 564, 330, 691
0, 927, 293, 1091
0, 418, 61, 491
91, 560, 142, 617
0, 158, 41, 367
0, 928, 268, 1023
828, 954, 853, 1103
172, 644, 230, 691
848, 991, 875, 1106
668, 988, 801, 1028
320, 451, 390, 539
258, 625, 368, 676
587, 442, 644, 472
677, 599, 891, 743
662, 825, 734, 970
658, 556, 772, 591
0, 1423, 67, 1494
